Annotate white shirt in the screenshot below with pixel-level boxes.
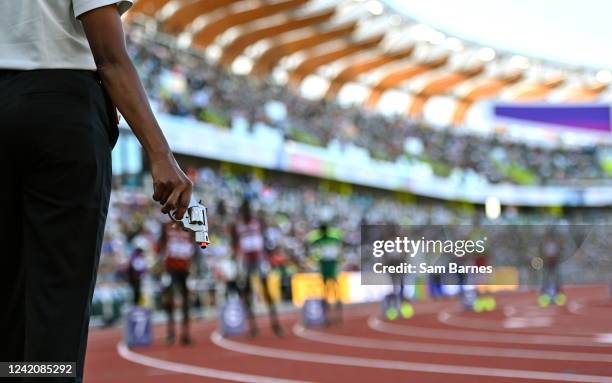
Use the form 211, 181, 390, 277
0, 0, 132, 70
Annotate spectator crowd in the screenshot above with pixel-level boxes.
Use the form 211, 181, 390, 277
126, 24, 611, 187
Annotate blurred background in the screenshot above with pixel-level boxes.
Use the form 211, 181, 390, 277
86, 1, 612, 382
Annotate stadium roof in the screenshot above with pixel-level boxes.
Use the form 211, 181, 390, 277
126, 0, 612, 127
385, 0, 612, 71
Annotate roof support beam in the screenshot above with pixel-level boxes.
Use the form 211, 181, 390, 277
192, 0, 309, 48
451, 73, 522, 125
220, 9, 334, 66
251, 23, 357, 76
365, 56, 448, 107
128, 0, 173, 19
288, 35, 384, 86
510, 77, 564, 101
163, 0, 243, 33
408, 66, 484, 118
324, 47, 414, 98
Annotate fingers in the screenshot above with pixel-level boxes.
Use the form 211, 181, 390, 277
160, 184, 172, 205
161, 179, 192, 218
153, 181, 172, 203
174, 184, 192, 220
152, 182, 165, 202
160, 188, 180, 215
150, 157, 193, 217
153, 181, 176, 207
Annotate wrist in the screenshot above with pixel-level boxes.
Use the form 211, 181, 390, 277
147, 148, 174, 163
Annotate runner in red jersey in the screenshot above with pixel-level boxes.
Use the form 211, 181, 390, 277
231, 199, 283, 337
159, 221, 196, 345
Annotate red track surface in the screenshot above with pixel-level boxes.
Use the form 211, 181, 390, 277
85, 286, 612, 382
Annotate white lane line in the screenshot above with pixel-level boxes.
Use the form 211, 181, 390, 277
504, 300, 611, 335
568, 297, 612, 318
292, 324, 612, 362
210, 331, 612, 383
569, 301, 584, 314
438, 307, 558, 330
595, 334, 612, 344
437, 307, 557, 331
368, 316, 612, 348
438, 301, 612, 339
503, 316, 554, 329
116, 342, 311, 383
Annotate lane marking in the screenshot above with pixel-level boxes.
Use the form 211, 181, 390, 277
594, 334, 612, 344
293, 324, 612, 362
116, 342, 311, 383
504, 306, 517, 317
503, 317, 554, 329
568, 298, 612, 318
368, 316, 612, 348
503, 300, 611, 336
210, 331, 612, 382
438, 299, 612, 339
437, 307, 557, 331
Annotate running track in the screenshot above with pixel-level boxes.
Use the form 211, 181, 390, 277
85, 286, 612, 382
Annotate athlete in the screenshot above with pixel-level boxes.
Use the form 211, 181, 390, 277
382, 225, 416, 320
538, 229, 566, 307
231, 199, 283, 337
306, 223, 344, 324
468, 222, 496, 312
159, 221, 197, 345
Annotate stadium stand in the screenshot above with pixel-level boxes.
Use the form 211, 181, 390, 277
125, 21, 610, 186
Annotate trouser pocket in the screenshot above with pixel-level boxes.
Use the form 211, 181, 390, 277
97, 76, 120, 149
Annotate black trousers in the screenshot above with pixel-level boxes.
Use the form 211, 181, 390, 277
0, 70, 117, 382
163, 270, 190, 333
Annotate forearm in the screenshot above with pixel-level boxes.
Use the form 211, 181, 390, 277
81, 5, 193, 217
98, 57, 170, 159
80, 5, 171, 160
